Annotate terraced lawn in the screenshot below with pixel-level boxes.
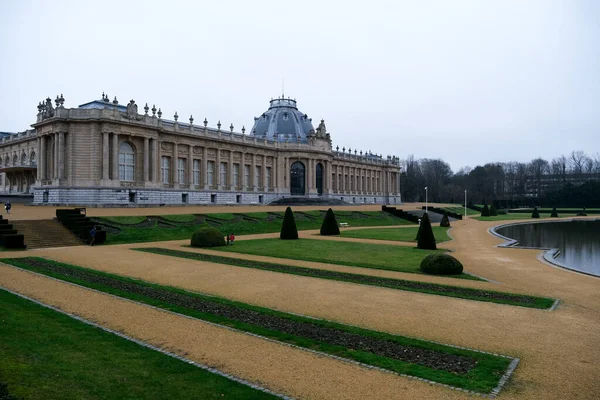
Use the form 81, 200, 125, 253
212, 238, 473, 277
341, 226, 451, 243
0, 288, 277, 400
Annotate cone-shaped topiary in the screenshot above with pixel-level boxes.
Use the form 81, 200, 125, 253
280, 206, 299, 240
531, 206, 540, 218
420, 254, 463, 275
481, 203, 490, 217
489, 203, 497, 216
191, 227, 226, 247
550, 207, 559, 218
417, 212, 437, 250
320, 208, 340, 235
439, 212, 450, 227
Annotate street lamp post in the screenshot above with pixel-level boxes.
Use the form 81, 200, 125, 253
464, 190, 467, 220
425, 186, 428, 214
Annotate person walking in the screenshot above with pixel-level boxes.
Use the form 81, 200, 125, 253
229, 233, 235, 245
4, 202, 11, 214
89, 225, 97, 246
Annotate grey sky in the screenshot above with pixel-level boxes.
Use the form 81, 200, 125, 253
1, 0, 598, 171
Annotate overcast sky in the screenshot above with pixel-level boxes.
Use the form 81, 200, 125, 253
1, 0, 598, 171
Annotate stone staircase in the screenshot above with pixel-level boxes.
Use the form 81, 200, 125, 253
11, 219, 84, 249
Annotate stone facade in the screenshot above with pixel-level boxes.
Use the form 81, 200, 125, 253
0, 95, 402, 206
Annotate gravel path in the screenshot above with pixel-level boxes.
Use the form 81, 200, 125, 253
1, 205, 599, 399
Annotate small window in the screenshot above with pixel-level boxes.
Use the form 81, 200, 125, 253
259, 195, 264, 204
43, 191, 49, 203
211, 194, 216, 203
353, 197, 356, 203
129, 192, 136, 203
236, 194, 242, 204
182, 193, 188, 203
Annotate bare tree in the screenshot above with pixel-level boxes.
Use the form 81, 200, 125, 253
569, 150, 587, 174
528, 158, 550, 197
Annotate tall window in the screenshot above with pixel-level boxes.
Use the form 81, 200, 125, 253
207, 161, 215, 186
255, 166, 262, 188
161, 156, 170, 184
193, 160, 200, 186
177, 158, 186, 184
233, 163, 239, 187
119, 142, 135, 181
219, 162, 227, 186
244, 165, 250, 187
266, 167, 271, 189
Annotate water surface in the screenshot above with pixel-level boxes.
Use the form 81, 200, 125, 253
496, 220, 600, 277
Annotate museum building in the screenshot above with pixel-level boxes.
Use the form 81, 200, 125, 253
0, 94, 402, 206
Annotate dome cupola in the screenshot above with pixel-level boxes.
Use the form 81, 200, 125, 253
250, 97, 315, 142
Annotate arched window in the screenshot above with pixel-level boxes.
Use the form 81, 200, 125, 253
118, 142, 135, 181
290, 161, 306, 195
315, 162, 323, 195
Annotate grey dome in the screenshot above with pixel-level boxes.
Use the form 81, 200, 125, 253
250, 97, 315, 142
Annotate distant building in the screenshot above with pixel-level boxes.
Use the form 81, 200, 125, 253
0, 94, 402, 206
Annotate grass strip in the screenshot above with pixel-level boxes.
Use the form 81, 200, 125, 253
209, 238, 480, 279
98, 211, 411, 245
341, 226, 451, 242
0, 288, 277, 400
136, 247, 555, 309
2, 257, 512, 393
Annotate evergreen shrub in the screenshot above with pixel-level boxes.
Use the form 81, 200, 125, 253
420, 254, 463, 275
417, 212, 437, 250
280, 207, 299, 240
320, 208, 340, 236
439, 212, 450, 228
191, 227, 226, 247
489, 204, 498, 216
531, 206, 540, 218
481, 204, 490, 217
550, 207, 559, 218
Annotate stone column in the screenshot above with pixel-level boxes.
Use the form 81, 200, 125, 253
188, 144, 194, 187
39, 136, 45, 181
251, 154, 256, 191
273, 155, 278, 192
58, 132, 65, 180
229, 150, 234, 190
152, 139, 159, 183
52, 133, 58, 179
112, 133, 119, 180
36, 137, 41, 181
263, 155, 268, 189
143, 137, 149, 182
101, 132, 109, 180
342, 165, 346, 193
240, 152, 246, 190
216, 148, 221, 188
202, 146, 208, 189
173, 143, 179, 185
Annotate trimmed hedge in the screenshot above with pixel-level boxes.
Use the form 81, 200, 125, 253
531, 207, 540, 218
190, 227, 226, 248
417, 213, 437, 250
320, 208, 340, 236
489, 204, 497, 217
496, 209, 507, 215
420, 254, 463, 275
439, 212, 450, 228
550, 207, 558, 218
481, 204, 490, 217
3, 234, 26, 249
576, 211, 587, 216
280, 207, 298, 240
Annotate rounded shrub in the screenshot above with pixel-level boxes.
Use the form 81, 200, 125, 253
417, 212, 437, 250
481, 203, 490, 217
531, 206, 540, 218
420, 254, 463, 275
577, 211, 587, 216
550, 207, 559, 218
439, 212, 450, 228
280, 206, 299, 240
489, 203, 498, 216
320, 208, 340, 236
191, 227, 226, 248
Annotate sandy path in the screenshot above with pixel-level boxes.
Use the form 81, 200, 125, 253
1, 209, 599, 399
0, 265, 463, 400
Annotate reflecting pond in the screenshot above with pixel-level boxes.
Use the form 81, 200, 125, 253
496, 220, 600, 277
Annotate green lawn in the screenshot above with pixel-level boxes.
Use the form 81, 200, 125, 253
161, 214, 197, 222
1, 258, 513, 393
98, 211, 413, 245
0, 289, 276, 400
341, 226, 451, 243
212, 238, 471, 277
474, 213, 578, 221
102, 216, 146, 225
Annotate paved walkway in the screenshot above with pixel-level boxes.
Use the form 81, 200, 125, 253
0, 208, 598, 399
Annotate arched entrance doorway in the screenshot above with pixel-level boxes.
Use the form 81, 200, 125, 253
316, 162, 323, 195
290, 161, 306, 195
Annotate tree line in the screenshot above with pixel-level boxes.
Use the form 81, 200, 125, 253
400, 150, 600, 207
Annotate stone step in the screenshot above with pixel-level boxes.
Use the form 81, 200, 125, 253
11, 219, 84, 249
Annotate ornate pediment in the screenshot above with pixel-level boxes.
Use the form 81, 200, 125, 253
121, 100, 142, 121
161, 142, 173, 151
